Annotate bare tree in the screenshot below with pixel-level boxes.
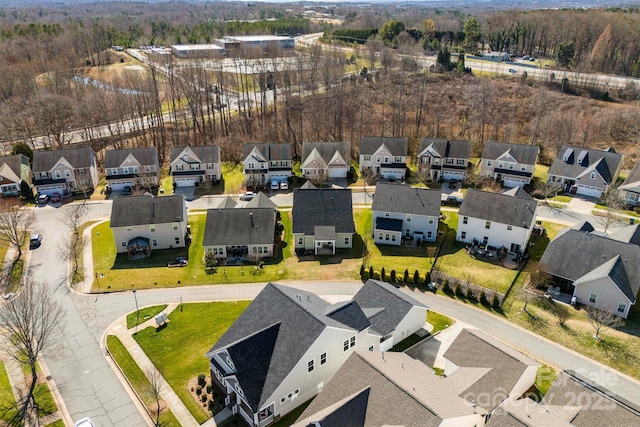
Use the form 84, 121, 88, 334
598, 184, 625, 233
58, 203, 88, 284
145, 365, 164, 427
533, 179, 563, 202
585, 306, 624, 339
411, 169, 431, 188
0, 199, 37, 262
465, 166, 486, 189
0, 281, 64, 425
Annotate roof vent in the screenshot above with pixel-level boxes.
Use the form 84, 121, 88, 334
297, 294, 302, 301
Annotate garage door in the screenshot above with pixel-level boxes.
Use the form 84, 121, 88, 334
328, 168, 347, 178
38, 185, 65, 196
174, 177, 196, 187
109, 181, 133, 191
503, 177, 526, 188
577, 185, 602, 198
443, 171, 464, 181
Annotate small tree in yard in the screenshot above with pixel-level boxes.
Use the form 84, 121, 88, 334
0, 198, 37, 263
381, 267, 386, 282
413, 270, 421, 284
403, 269, 410, 283
204, 252, 218, 274
58, 203, 88, 284
534, 179, 563, 203
598, 184, 625, 233
145, 365, 164, 427
585, 306, 625, 340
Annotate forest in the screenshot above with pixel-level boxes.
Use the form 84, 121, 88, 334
0, 1, 639, 170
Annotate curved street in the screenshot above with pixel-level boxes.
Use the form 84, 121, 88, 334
22, 195, 640, 426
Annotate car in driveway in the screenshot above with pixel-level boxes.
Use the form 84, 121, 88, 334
279, 181, 289, 190
239, 191, 255, 201
74, 418, 95, 427
29, 234, 42, 249
448, 179, 458, 189
121, 186, 132, 196
50, 192, 61, 203
271, 181, 280, 190
37, 194, 49, 205
441, 194, 463, 207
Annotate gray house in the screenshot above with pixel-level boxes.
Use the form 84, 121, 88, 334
105, 147, 160, 191
371, 182, 440, 245
301, 142, 351, 180
32, 147, 99, 196
619, 160, 640, 206
0, 154, 31, 197
417, 138, 472, 181
170, 145, 221, 187
479, 141, 539, 188
359, 136, 408, 180
243, 143, 292, 188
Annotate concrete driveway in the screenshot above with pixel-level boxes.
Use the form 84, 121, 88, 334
173, 186, 195, 200
565, 196, 597, 214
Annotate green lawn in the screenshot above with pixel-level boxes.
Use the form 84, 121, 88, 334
0, 361, 18, 423
533, 164, 549, 181
133, 301, 250, 423
34, 383, 57, 417
127, 305, 168, 329
427, 310, 454, 334
106, 336, 180, 427
45, 421, 65, 427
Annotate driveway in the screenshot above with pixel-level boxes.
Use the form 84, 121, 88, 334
565, 196, 597, 214
173, 186, 195, 200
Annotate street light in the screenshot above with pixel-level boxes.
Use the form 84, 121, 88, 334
133, 290, 140, 333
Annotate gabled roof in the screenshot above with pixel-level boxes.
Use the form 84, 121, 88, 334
418, 138, 471, 159
170, 145, 220, 164
0, 155, 27, 183
206, 283, 369, 411
218, 196, 237, 209
243, 143, 292, 162
360, 136, 408, 157
480, 141, 539, 165
292, 188, 355, 235
301, 142, 350, 165
458, 189, 537, 228
33, 147, 95, 171
110, 194, 185, 227
325, 300, 371, 332
354, 279, 427, 336
443, 328, 539, 412
372, 182, 441, 217
292, 351, 480, 427
203, 207, 275, 247
548, 145, 622, 183
539, 229, 640, 303
619, 161, 640, 193
299, 181, 317, 189
485, 398, 576, 427
572, 256, 634, 302
610, 224, 640, 246
245, 192, 277, 209
501, 186, 532, 199
104, 147, 159, 168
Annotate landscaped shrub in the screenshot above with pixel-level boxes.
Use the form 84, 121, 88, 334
369, 266, 374, 279
206, 384, 212, 394
492, 294, 501, 308
201, 394, 208, 403
208, 400, 215, 412
360, 264, 365, 278
413, 270, 421, 285
466, 288, 476, 301
479, 292, 489, 306
442, 280, 452, 294
424, 271, 431, 285
381, 267, 386, 281
390, 269, 396, 282
198, 374, 206, 387
454, 284, 464, 297
196, 386, 203, 396
404, 269, 410, 283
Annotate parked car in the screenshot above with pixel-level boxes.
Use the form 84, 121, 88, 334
448, 179, 458, 189
239, 191, 255, 201
37, 194, 49, 205
74, 418, 95, 427
2, 292, 16, 300
441, 195, 463, 207
168, 256, 188, 268
508, 68, 517, 74
271, 181, 280, 190
122, 186, 132, 196
280, 181, 289, 190
50, 192, 61, 203
29, 234, 42, 249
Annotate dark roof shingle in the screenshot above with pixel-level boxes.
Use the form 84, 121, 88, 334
547, 145, 622, 183
372, 182, 440, 216
480, 141, 539, 165
360, 136, 408, 156
292, 189, 355, 234
33, 147, 95, 171
203, 207, 275, 246
419, 138, 471, 159
105, 147, 159, 168
458, 189, 537, 228
110, 194, 185, 227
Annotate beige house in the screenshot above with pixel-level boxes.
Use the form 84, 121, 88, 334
243, 143, 292, 188
105, 147, 160, 191
479, 141, 539, 188
359, 136, 408, 180
301, 142, 350, 180
32, 147, 99, 196
0, 154, 31, 197
170, 145, 221, 187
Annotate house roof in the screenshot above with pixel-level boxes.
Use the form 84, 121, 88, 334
354, 279, 427, 336
610, 224, 640, 246
480, 141, 539, 165
360, 136, 408, 157
206, 283, 371, 411
33, 147, 95, 171
547, 145, 622, 183
292, 351, 480, 427
458, 189, 538, 228
299, 181, 317, 189
301, 142, 350, 165
104, 147, 159, 168
325, 300, 372, 332
218, 196, 237, 209
110, 194, 185, 227
372, 182, 441, 216
243, 143, 292, 161
0, 154, 27, 183
170, 145, 220, 164
443, 328, 539, 412
620, 161, 640, 194
485, 398, 576, 427
541, 371, 640, 427
501, 186, 532, 199
203, 207, 275, 247
245, 192, 277, 209
539, 229, 640, 303
292, 188, 355, 235
418, 138, 471, 159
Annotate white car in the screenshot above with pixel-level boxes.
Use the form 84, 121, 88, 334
508, 68, 517, 74
74, 418, 95, 427
271, 181, 279, 190
239, 192, 255, 201
279, 181, 289, 190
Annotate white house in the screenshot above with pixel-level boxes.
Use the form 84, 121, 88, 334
479, 141, 539, 188
243, 143, 292, 188
371, 182, 440, 245
170, 145, 221, 187
417, 138, 472, 182
359, 136, 408, 180
206, 280, 428, 427
457, 188, 538, 255
32, 147, 99, 196
547, 145, 622, 198
0, 154, 31, 197
110, 194, 188, 256
300, 142, 350, 180
105, 147, 160, 191
619, 160, 640, 207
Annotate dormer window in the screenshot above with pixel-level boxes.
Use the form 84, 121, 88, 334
590, 172, 596, 180
563, 148, 574, 162
182, 154, 189, 161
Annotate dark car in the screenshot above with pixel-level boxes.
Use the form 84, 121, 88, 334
37, 194, 49, 205
50, 192, 61, 203
29, 234, 42, 249
448, 179, 458, 189
441, 195, 463, 207
122, 186, 132, 196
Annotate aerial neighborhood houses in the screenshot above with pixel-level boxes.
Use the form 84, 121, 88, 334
371, 182, 440, 245
300, 141, 350, 180
170, 145, 221, 187
480, 141, 540, 188
417, 138, 472, 181
105, 147, 160, 192
0, 154, 31, 196
110, 194, 188, 257
243, 143, 292, 188
359, 136, 408, 180
205, 280, 428, 427
32, 147, 99, 196
619, 161, 640, 207
547, 145, 622, 198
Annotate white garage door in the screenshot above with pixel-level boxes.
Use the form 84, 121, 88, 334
174, 177, 196, 187
503, 177, 526, 188
328, 168, 347, 178
577, 185, 602, 198
38, 185, 65, 196
443, 171, 464, 181
109, 181, 133, 191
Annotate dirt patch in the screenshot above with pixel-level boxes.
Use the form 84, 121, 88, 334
187, 375, 223, 416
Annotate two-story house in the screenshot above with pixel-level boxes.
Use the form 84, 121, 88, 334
359, 136, 408, 180
0, 154, 32, 197
300, 142, 350, 180
479, 141, 539, 188
371, 182, 440, 245
619, 160, 640, 207
417, 138, 472, 182
110, 194, 188, 257
457, 188, 538, 255
206, 280, 428, 427
547, 145, 622, 198
292, 188, 354, 255
170, 145, 221, 187
32, 147, 99, 196
243, 143, 292, 188
105, 147, 160, 191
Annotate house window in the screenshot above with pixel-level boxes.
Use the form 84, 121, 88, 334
307, 360, 314, 373
364, 155, 371, 161
133, 167, 139, 173
406, 214, 412, 222
395, 156, 402, 163
618, 302, 627, 313
150, 225, 156, 232
521, 165, 526, 171
385, 212, 390, 217
487, 160, 493, 167
173, 224, 178, 230
376, 156, 381, 163
499, 162, 504, 168
343, 340, 349, 351
590, 172, 596, 180
429, 217, 433, 224
485, 221, 491, 229
457, 159, 465, 165
123, 167, 129, 174
78, 168, 86, 175
175, 237, 180, 245
507, 225, 512, 230
434, 159, 440, 165
350, 336, 356, 348
446, 158, 453, 164
427, 231, 432, 238
111, 168, 118, 175
378, 233, 383, 240
509, 163, 514, 170
384, 156, 389, 163
483, 236, 489, 245
320, 353, 327, 365
54, 171, 61, 179
145, 166, 152, 172
65, 170, 71, 177
344, 237, 349, 245
288, 392, 293, 400
589, 293, 597, 304
126, 226, 132, 232
298, 237, 303, 245
175, 164, 183, 171
248, 163, 255, 169
121, 241, 126, 247
280, 397, 286, 404
463, 216, 468, 224
369, 346, 374, 351
385, 233, 390, 241
391, 235, 396, 242
461, 231, 466, 239
152, 239, 158, 247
